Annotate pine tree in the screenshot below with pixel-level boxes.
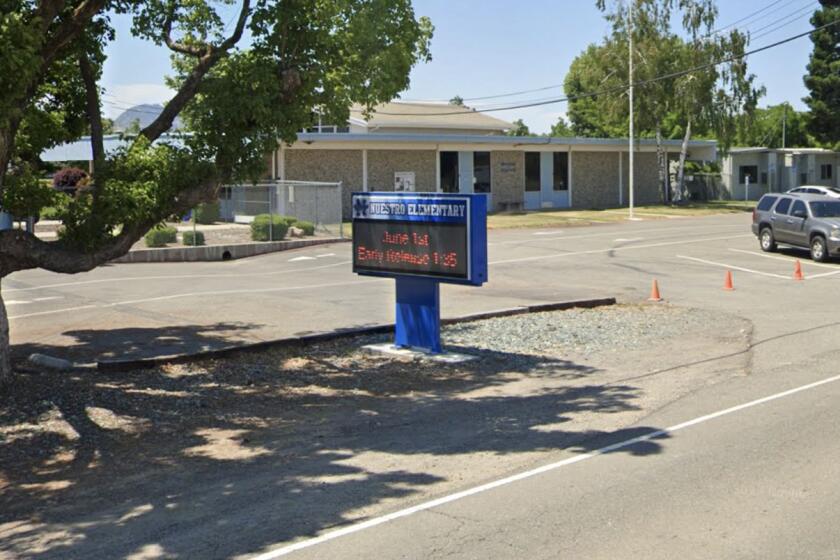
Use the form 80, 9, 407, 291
803, 0, 840, 148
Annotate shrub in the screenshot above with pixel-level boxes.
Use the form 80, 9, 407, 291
52, 167, 88, 194
144, 224, 178, 247
250, 214, 289, 241
295, 220, 315, 235
182, 230, 205, 246
194, 202, 220, 224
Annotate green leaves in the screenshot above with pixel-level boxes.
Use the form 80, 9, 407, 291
803, 2, 840, 147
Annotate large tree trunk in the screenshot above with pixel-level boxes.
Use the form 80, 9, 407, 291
0, 284, 11, 389
675, 119, 692, 202
655, 123, 668, 204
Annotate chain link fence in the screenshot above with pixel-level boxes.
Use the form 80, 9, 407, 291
218, 180, 344, 237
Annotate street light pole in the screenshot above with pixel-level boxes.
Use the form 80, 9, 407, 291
628, 0, 635, 220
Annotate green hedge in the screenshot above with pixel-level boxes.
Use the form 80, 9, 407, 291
145, 225, 178, 247
294, 220, 315, 236
194, 202, 220, 224
250, 214, 289, 241
182, 230, 205, 246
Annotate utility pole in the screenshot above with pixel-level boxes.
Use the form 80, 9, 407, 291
782, 104, 787, 149
628, 0, 635, 220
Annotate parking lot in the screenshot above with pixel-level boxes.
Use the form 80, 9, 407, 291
5, 211, 840, 364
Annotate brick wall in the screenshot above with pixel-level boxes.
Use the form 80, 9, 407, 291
367, 150, 437, 192
621, 151, 660, 205
571, 151, 621, 209
284, 149, 363, 218
491, 151, 524, 211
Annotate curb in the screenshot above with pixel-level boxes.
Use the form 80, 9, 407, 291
96, 297, 616, 372
113, 237, 348, 263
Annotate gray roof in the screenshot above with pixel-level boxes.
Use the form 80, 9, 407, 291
296, 132, 717, 148
41, 133, 187, 162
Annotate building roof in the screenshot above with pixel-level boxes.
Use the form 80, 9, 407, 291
296, 131, 716, 149
40, 133, 186, 162
350, 102, 513, 132
728, 146, 838, 155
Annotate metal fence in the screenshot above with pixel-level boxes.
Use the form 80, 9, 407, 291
218, 180, 343, 237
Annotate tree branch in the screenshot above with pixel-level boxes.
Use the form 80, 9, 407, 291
0, 178, 218, 277
162, 14, 208, 57
78, 51, 105, 197
140, 0, 251, 142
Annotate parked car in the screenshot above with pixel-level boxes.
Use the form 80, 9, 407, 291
752, 193, 840, 262
787, 185, 840, 198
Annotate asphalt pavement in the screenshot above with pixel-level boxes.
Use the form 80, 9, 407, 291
7, 212, 840, 559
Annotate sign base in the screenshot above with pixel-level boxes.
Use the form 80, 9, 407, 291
394, 277, 442, 353
363, 343, 475, 363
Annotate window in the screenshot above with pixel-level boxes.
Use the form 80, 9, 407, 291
810, 201, 840, 217
440, 152, 459, 193
739, 165, 758, 184
800, 172, 808, 185
791, 200, 807, 217
473, 152, 491, 193
821, 164, 833, 180
553, 152, 569, 191
525, 153, 541, 192
774, 197, 792, 215
757, 195, 777, 211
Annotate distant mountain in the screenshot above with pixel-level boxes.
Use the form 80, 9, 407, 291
113, 104, 183, 132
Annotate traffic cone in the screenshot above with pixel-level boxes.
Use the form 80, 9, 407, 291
793, 259, 804, 281
723, 270, 734, 291
648, 279, 663, 302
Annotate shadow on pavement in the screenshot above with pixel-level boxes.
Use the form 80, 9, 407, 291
1, 335, 668, 559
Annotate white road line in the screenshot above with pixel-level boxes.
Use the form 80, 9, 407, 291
533, 231, 564, 236
676, 255, 790, 279
288, 256, 316, 262
4, 260, 351, 293
489, 234, 752, 266
615, 237, 644, 243
251, 372, 840, 559
316, 253, 336, 258
728, 248, 840, 270
8, 280, 379, 320
804, 269, 840, 279
489, 223, 744, 247
32, 296, 63, 302
5, 300, 31, 305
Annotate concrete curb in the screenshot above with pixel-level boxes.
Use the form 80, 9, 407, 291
113, 237, 347, 263
96, 297, 616, 372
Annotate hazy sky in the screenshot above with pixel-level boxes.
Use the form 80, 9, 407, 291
101, 0, 819, 133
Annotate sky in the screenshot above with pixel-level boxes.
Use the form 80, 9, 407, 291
101, 0, 820, 133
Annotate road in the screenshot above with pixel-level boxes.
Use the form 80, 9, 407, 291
6, 212, 840, 559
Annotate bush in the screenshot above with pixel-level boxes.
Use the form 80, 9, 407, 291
52, 167, 88, 194
250, 214, 289, 241
295, 220, 315, 235
194, 202, 220, 224
145, 224, 178, 247
182, 230, 205, 246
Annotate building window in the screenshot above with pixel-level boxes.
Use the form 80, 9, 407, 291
553, 152, 568, 191
801, 172, 808, 185
525, 153, 540, 192
761, 172, 768, 185
440, 151, 459, 193
739, 165, 758, 185
473, 152, 491, 193
821, 164, 833, 180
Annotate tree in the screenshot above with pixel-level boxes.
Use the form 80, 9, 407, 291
735, 103, 810, 148
803, 0, 840, 148
507, 118, 530, 136
549, 115, 573, 137
0, 1, 433, 387
449, 95, 465, 106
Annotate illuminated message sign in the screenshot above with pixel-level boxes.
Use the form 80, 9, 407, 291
352, 192, 487, 286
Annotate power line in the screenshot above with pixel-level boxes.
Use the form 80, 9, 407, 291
374, 19, 838, 117
749, 3, 818, 41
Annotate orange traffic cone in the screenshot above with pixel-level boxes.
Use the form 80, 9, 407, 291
648, 279, 663, 302
793, 259, 804, 281
723, 270, 734, 291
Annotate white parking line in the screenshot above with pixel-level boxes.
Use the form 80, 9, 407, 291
490, 234, 752, 266
728, 248, 840, 270
8, 279, 379, 320
804, 269, 840, 279
4, 260, 352, 293
250, 371, 840, 559
489, 223, 744, 247
676, 255, 790, 279
615, 238, 644, 243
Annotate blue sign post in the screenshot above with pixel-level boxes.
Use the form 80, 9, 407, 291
352, 192, 488, 354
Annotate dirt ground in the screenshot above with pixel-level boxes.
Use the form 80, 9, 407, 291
0, 304, 753, 559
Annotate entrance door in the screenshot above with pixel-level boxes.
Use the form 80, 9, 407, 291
524, 152, 541, 210
524, 152, 570, 210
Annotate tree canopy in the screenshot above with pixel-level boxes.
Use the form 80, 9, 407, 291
803, 0, 840, 149
0, 0, 434, 385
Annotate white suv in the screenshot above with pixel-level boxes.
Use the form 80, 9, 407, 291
787, 186, 840, 198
